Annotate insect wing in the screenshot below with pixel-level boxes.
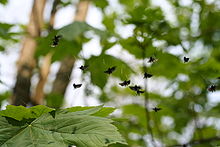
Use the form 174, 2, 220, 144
119, 80, 130, 86
79, 65, 88, 70
137, 90, 144, 95
104, 66, 116, 74
153, 107, 161, 112
144, 72, 153, 78
148, 57, 156, 63
129, 85, 141, 91
119, 82, 125, 86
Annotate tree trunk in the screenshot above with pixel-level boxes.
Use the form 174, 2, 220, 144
32, 0, 60, 105
12, 0, 46, 106
51, 0, 89, 99
33, 53, 53, 105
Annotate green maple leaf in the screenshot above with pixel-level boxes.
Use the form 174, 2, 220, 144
0, 106, 127, 147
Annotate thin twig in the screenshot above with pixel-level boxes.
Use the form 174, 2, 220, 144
153, 112, 164, 145
137, 32, 156, 146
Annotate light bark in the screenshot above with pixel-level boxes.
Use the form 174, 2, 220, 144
32, 0, 60, 105
33, 53, 52, 104
12, 0, 47, 106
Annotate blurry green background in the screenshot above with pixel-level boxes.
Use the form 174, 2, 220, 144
0, 0, 220, 146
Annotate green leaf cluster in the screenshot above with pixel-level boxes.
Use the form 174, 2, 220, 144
0, 105, 126, 147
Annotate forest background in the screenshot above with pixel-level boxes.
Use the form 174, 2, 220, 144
0, 0, 220, 146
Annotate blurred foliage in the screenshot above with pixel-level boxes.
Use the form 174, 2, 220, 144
96, 0, 220, 146
0, 22, 22, 53
85, 53, 134, 89
0, 23, 14, 40
36, 21, 111, 62
0, 91, 10, 108
0, 0, 7, 5
0, 23, 21, 40
45, 93, 64, 109
36, 30, 82, 62
93, 0, 109, 10
1, 0, 220, 146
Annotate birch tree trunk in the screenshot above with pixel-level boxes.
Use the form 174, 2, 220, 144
32, 0, 60, 105
12, 0, 46, 106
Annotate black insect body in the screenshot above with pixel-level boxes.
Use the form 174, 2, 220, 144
148, 57, 157, 63
119, 80, 130, 87
129, 85, 144, 95
73, 83, 82, 89
79, 65, 89, 71
104, 66, 116, 74
208, 85, 216, 92
129, 85, 142, 91
183, 57, 189, 63
152, 107, 162, 112
51, 35, 62, 47
217, 77, 220, 79
129, 85, 145, 95
144, 72, 153, 79
136, 90, 145, 95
